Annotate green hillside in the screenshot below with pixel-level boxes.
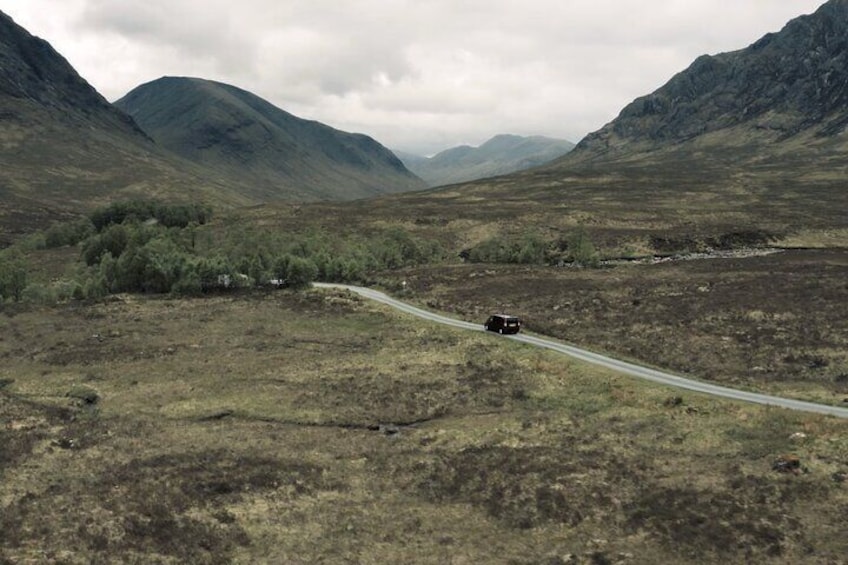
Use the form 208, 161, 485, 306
116, 77, 426, 201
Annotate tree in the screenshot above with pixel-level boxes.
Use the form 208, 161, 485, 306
0, 253, 28, 302
273, 254, 318, 289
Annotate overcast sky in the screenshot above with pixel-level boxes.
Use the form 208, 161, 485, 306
1, 0, 827, 155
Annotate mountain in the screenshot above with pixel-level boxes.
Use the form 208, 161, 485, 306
115, 77, 426, 201
567, 0, 848, 163
0, 10, 253, 243
396, 134, 575, 187
321, 0, 847, 258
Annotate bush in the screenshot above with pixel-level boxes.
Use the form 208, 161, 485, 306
44, 218, 95, 248
21, 283, 56, 305
66, 385, 99, 405
466, 231, 548, 264
273, 255, 319, 289
172, 270, 203, 296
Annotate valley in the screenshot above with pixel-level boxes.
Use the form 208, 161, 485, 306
2, 288, 848, 564
2, 1, 848, 563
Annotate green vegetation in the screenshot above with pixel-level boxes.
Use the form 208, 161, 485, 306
563, 226, 600, 267
88, 200, 212, 232
2, 200, 446, 303
465, 231, 548, 264
464, 227, 599, 266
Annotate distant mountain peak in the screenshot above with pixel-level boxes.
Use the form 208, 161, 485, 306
395, 134, 575, 187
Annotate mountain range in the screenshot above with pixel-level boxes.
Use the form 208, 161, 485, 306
0, 10, 423, 242
336, 0, 846, 255
395, 134, 575, 187
2, 0, 848, 244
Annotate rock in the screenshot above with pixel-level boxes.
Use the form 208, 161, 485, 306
664, 395, 684, 407
789, 432, 808, 441
381, 424, 400, 436
772, 454, 801, 474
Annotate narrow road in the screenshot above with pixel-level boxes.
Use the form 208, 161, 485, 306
315, 283, 848, 419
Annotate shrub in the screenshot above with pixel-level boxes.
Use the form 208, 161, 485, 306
273, 254, 319, 289
567, 227, 600, 267
66, 385, 99, 405
21, 283, 56, 305
44, 218, 95, 248
466, 231, 548, 264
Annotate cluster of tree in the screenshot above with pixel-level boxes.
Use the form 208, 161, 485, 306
89, 200, 212, 232
463, 231, 548, 265
463, 228, 599, 267
2, 202, 446, 303
212, 225, 445, 289
40, 201, 212, 251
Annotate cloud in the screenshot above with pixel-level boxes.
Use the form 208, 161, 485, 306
0, 0, 827, 154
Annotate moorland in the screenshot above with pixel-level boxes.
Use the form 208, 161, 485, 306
2, 1, 848, 563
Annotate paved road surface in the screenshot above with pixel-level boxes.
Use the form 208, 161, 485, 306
314, 283, 848, 419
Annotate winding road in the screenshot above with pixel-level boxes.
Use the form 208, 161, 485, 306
315, 283, 848, 419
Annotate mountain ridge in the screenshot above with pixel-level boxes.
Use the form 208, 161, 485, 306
565, 0, 848, 163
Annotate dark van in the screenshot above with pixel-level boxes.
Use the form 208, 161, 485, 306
484, 314, 522, 334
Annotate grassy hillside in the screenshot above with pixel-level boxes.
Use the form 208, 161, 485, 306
115, 77, 426, 201
239, 131, 848, 262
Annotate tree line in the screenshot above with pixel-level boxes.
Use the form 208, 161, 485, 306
0, 201, 446, 303
1, 200, 603, 304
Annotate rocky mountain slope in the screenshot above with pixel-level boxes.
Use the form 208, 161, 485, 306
397, 134, 574, 186
567, 0, 848, 162
115, 77, 425, 201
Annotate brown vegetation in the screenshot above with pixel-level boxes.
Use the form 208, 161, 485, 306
2, 289, 847, 563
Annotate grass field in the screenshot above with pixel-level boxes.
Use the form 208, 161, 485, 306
383, 249, 848, 406
2, 288, 847, 563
